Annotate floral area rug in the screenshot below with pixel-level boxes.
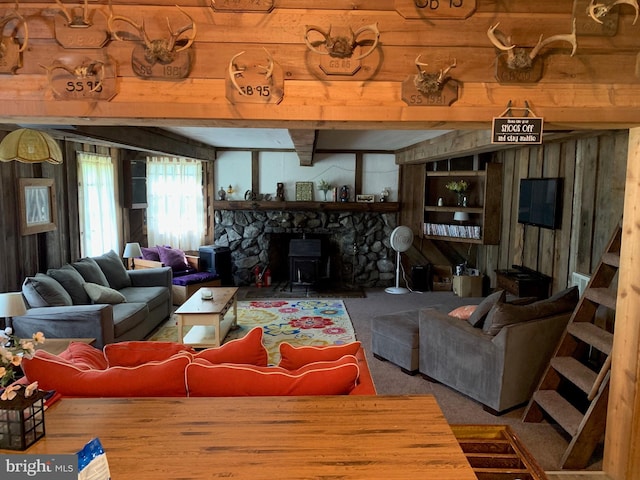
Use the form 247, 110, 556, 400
147, 299, 356, 365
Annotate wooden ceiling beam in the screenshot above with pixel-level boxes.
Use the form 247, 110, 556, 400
288, 129, 318, 166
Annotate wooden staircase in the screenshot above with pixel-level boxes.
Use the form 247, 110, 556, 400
522, 223, 621, 470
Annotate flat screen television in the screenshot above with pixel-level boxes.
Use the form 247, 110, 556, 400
518, 178, 562, 229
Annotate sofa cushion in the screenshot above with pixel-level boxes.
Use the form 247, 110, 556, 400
111, 303, 149, 338
71, 257, 110, 287
278, 341, 362, 370
22, 350, 190, 397
119, 286, 170, 311
92, 250, 132, 290
47, 264, 91, 305
84, 283, 127, 304
22, 273, 73, 308
482, 286, 579, 336
448, 305, 478, 320
467, 289, 506, 328
157, 246, 189, 272
186, 355, 360, 397
194, 327, 268, 366
58, 341, 108, 370
105, 341, 196, 367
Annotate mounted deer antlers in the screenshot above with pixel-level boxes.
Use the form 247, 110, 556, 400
304, 23, 380, 60
41, 60, 105, 96
54, 0, 91, 28
0, 1, 29, 56
587, 0, 638, 25
487, 19, 577, 70
414, 56, 457, 95
108, 5, 197, 65
228, 48, 274, 96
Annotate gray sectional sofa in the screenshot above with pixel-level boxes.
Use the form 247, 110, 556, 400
12, 250, 172, 349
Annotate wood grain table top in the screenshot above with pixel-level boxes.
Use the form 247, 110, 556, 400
9, 395, 477, 480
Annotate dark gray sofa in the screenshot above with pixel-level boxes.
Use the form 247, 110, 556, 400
12, 250, 172, 349
419, 287, 578, 414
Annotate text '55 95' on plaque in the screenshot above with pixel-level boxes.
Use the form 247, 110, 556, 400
492, 117, 543, 145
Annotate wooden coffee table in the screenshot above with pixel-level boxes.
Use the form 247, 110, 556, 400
175, 287, 238, 348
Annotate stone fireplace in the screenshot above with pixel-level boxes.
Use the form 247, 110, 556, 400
212, 209, 399, 287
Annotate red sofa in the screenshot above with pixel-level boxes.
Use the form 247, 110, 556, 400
22, 327, 376, 397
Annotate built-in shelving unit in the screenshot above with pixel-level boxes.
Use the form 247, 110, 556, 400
423, 160, 502, 245
212, 200, 399, 213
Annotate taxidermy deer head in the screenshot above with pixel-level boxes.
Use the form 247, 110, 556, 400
587, 0, 638, 25
487, 19, 577, 70
413, 57, 457, 94
304, 23, 380, 60
107, 4, 197, 65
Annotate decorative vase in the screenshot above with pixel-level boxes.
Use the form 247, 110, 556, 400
0, 388, 47, 450
457, 192, 468, 207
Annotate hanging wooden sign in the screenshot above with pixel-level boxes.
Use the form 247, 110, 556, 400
226, 50, 284, 105
394, 0, 476, 20
44, 57, 117, 101
491, 117, 544, 144
211, 0, 274, 12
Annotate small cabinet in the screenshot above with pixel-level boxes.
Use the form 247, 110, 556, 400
123, 159, 147, 209
423, 160, 502, 245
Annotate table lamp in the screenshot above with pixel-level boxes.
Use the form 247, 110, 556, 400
123, 242, 143, 270
453, 211, 470, 222
0, 292, 27, 331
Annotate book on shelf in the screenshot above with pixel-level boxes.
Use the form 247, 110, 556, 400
423, 223, 481, 240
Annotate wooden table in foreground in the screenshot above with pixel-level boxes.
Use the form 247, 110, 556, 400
174, 286, 238, 348
8, 396, 477, 480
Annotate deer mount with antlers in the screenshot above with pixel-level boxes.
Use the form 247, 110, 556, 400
108, 5, 197, 80
41, 56, 117, 101
226, 49, 284, 105
52, 0, 110, 49
0, 3, 28, 74
304, 23, 380, 75
488, 19, 577, 84
401, 57, 459, 107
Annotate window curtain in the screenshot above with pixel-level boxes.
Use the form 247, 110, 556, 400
146, 156, 205, 250
77, 152, 118, 257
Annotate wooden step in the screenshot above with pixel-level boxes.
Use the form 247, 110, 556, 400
583, 288, 617, 311
601, 252, 620, 268
532, 390, 584, 437
567, 322, 614, 355
551, 357, 598, 394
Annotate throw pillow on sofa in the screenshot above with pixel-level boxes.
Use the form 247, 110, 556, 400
448, 305, 477, 320
92, 250, 132, 290
186, 355, 360, 397
105, 341, 196, 367
83, 283, 127, 305
47, 264, 91, 305
71, 257, 110, 287
482, 286, 579, 336
22, 273, 73, 308
194, 327, 269, 366
22, 349, 190, 397
467, 289, 506, 328
157, 246, 190, 272
58, 342, 108, 370
278, 341, 362, 370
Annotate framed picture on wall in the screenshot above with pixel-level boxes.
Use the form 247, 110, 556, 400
19, 178, 57, 236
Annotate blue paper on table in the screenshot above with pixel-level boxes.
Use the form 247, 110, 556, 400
77, 438, 111, 480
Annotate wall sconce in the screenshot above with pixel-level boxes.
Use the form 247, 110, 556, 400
0, 129, 63, 164
123, 242, 143, 270
0, 292, 27, 331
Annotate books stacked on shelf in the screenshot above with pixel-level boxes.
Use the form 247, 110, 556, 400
424, 223, 481, 240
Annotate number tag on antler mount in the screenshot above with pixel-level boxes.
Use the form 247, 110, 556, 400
54, 13, 110, 48
401, 76, 459, 106
394, 0, 476, 19
319, 54, 361, 76
495, 54, 543, 84
132, 44, 192, 80
226, 54, 284, 105
46, 57, 117, 101
211, 0, 274, 12
0, 37, 22, 74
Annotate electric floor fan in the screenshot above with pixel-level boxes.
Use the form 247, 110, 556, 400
385, 225, 414, 295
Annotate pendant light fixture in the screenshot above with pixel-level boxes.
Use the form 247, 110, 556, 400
0, 129, 63, 164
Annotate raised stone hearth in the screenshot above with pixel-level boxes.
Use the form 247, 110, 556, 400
213, 209, 398, 287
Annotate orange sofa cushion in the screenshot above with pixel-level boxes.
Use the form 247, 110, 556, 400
22, 350, 190, 397
278, 341, 362, 370
104, 341, 195, 367
186, 355, 360, 397
194, 327, 268, 366
58, 342, 108, 370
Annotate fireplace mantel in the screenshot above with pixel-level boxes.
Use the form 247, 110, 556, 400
212, 201, 399, 213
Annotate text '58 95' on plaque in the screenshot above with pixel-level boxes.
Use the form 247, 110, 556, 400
492, 117, 543, 144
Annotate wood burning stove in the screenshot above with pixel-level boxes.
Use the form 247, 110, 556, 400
289, 238, 322, 291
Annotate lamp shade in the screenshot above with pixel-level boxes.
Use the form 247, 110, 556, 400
123, 242, 143, 258
0, 129, 63, 165
0, 292, 27, 317
453, 211, 470, 222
